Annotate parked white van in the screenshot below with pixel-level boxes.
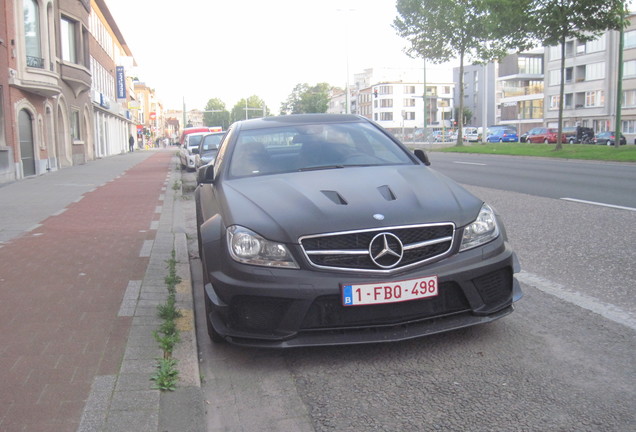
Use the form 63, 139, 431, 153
462, 127, 481, 142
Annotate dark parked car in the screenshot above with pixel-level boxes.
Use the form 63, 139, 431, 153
563, 126, 595, 144
195, 114, 521, 348
594, 131, 627, 146
195, 131, 226, 169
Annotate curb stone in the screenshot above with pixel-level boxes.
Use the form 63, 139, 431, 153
78, 155, 205, 432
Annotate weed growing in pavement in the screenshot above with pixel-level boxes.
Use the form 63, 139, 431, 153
172, 180, 181, 191
151, 358, 179, 391
152, 249, 182, 390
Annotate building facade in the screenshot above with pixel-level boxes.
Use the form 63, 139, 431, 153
544, 15, 636, 143
497, 49, 545, 134
89, 0, 138, 157
2, 0, 94, 184
454, 62, 497, 129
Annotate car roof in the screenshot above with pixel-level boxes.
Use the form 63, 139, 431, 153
234, 114, 367, 131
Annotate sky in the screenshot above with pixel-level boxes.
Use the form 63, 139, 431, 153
105, 0, 456, 113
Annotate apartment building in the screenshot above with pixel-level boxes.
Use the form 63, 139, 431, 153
497, 49, 545, 134
2, 0, 93, 184
89, 0, 138, 157
454, 63, 497, 129
370, 81, 455, 136
544, 14, 636, 143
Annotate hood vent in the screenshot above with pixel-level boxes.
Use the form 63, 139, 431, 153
377, 185, 396, 201
321, 190, 348, 205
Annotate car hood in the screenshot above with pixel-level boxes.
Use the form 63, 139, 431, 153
220, 165, 483, 243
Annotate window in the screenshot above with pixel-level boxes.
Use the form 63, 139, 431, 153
380, 99, 393, 108
404, 112, 415, 120
378, 86, 393, 95
404, 86, 415, 94
549, 69, 561, 86
549, 45, 561, 60
549, 95, 560, 109
623, 89, 636, 108
71, 109, 81, 140
585, 62, 605, 81
624, 60, 636, 77
61, 17, 77, 63
626, 31, 636, 49
585, 90, 604, 107
24, 0, 43, 68
622, 120, 636, 134
518, 56, 542, 74
379, 112, 393, 121
403, 99, 415, 107
586, 34, 606, 53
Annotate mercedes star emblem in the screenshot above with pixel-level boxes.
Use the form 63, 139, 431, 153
369, 232, 404, 269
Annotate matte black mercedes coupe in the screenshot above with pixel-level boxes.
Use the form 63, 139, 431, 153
195, 114, 521, 348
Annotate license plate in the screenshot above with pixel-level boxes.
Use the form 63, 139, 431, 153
341, 275, 438, 306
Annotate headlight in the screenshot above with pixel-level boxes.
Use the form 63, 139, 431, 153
227, 225, 299, 269
459, 204, 500, 251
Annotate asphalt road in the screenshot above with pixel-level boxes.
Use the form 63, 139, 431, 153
427, 152, 636, 209
183, 155, 636, 432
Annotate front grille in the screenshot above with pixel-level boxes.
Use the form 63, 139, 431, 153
300, 223, 454, 272
300, 282, 469, 329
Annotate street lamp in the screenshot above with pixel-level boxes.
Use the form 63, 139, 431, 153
337, 8, 355, 114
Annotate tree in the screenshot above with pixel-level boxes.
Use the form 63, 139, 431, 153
394, 0, 532, 146
230, 95, 270, 123
528, 0, 626, 150
203, 98, 230, 130
280, 83, 331, 114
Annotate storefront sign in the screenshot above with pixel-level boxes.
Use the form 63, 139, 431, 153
116, 66, 126, 99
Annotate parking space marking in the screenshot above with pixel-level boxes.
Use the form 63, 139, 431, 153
561, 198, 636, 212
453, 161, 486, 166
517, 271, 636, 331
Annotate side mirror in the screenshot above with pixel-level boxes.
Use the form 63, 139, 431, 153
414, 149, 431, 166
191, 147, 199, 154
197, 164, 215, 184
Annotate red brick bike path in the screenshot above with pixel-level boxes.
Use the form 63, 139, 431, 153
0, 151, 173, 432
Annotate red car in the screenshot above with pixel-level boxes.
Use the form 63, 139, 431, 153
526, 127, 567, 143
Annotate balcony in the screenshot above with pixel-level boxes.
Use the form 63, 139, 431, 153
60, 62, 92, 97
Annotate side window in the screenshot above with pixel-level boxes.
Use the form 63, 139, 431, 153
214, 127, 234, 173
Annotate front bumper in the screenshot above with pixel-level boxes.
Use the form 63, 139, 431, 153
202, 236, 522, 348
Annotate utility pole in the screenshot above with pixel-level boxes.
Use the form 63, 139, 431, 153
615, 5, 625, 148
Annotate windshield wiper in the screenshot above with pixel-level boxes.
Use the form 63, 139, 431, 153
298, 165, 345, 172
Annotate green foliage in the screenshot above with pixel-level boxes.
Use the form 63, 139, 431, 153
203, 98, 230, 130
430, 142, 636, 162
230, 95, 270, 123
280, 82, 331, 114
151, 249, 183, 391
394, 0, 532, 146
151, 358, 179, 391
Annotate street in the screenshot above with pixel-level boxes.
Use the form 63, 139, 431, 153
184, 154, 636, 432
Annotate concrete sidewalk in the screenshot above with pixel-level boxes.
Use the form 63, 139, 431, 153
0, 149, 204, 432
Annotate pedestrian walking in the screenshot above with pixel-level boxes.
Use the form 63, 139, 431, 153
129, 134, 135, 152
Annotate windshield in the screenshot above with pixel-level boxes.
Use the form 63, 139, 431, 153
228, 122, 414, 178
201, 134, 224, 153
187, 135, 204, 147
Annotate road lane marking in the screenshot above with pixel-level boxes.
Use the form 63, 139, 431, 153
453, 161, 487, 166
561, 198, 636, 212
517, 271, 636, 331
